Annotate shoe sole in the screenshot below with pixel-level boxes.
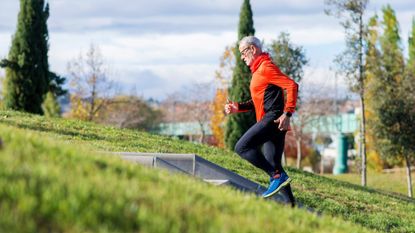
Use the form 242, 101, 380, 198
262, 177, 292, 198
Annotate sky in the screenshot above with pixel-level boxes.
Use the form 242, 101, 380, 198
0, 0, 414, 100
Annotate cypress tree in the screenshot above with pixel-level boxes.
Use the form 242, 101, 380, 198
407, 18, 415, 74
370, 5, 414, 197
0, 0, 50, 114
370, 5, 403, 164
225, 0, 256, 149
379, 5, 404, 83
401, 18, 415, 197
364, 15, 385, 170
364, 15, 381, 86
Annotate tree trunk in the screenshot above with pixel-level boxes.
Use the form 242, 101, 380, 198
404, 154, 413, 198
296, 138, 302, 169
359, 10, 367, 187
88, 81, 97, 122
198, 121, 205, 143
360, 95, 367, 186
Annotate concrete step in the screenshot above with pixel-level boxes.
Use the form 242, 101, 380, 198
203, 179, 230, 186
113, 152, 294, 205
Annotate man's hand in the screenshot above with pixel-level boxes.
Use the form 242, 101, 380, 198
224, 99, 238, 115
274, 113, 290, 131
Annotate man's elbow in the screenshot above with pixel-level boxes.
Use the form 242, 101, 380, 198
293, 81, 299, 91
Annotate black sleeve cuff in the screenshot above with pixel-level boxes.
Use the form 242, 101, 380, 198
239, 100, 254, 111
284, 112, 292, 117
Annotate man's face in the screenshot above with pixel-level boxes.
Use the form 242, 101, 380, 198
239, 44, 255, 66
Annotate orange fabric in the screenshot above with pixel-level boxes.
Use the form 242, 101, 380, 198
249, 53, 298, 122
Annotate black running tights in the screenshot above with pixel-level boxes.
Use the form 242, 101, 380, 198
234, 116, 286, 177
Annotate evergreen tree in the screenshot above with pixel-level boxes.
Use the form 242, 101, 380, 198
369, 6, 402, 164
379, 5, 404, 83
364, 15, 381, 97
0, 75, 4, 109
49, 71, 67, 98
407, 18, 415, 76
370, 5, 414, 197
42, 91, 60, 118
400, 18, 415, 197
364, 15, 384, 171
0, 0, 50, 114
225, 0, 256, 149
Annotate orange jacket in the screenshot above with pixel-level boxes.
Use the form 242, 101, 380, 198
239, 53, 298, 122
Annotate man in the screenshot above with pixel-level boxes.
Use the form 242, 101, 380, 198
225, 36, 298, 199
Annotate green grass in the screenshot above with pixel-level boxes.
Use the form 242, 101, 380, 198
326, 171, 415, 196
2, 125, 372, 233
0, 110, 414, 232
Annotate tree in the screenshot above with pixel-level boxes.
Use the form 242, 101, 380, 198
67, 44, 116, 121
0, 74, 4, 109
267, 32, 309, 168
161, 82, 214, 143
369, 5, 414, 197
292, 95, 328, 169
364, 15, 384, 171
406, 20, 415, 84
211, 46, 235, 148
0, 0, 51, 114
268, 32, 308, 84
48, 71, 67, 98
211, 89, 227, 147
402, 18, 415, 197
325, 0, 369, 186
184, 82, 214, 143
96, 95, 163, 131
225, 0, 256, 149
42, 91, 60, 118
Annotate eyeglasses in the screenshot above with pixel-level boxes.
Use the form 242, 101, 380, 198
240, 46, 251, 56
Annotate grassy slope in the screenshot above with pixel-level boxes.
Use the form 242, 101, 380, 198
1, 125, 369, 233
326, 171, 415, 196
0, 110, 414, 232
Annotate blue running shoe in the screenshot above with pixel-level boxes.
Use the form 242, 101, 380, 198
262, 172, 292, 198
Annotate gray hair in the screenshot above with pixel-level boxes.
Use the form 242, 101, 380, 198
239, 36, 262, 50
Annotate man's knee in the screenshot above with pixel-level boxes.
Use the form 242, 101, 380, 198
235, 140, 251, 161
234, 139, 244, 155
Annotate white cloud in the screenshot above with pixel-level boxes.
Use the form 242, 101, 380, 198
113, 63, 217, 99
49, 30, 224, 99
0, 33, 12, 57
48, 30, 235, 81
300, 66, 354, 100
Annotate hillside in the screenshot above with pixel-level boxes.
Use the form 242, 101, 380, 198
326, 171, 415, 196
1, 110, 414, 232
